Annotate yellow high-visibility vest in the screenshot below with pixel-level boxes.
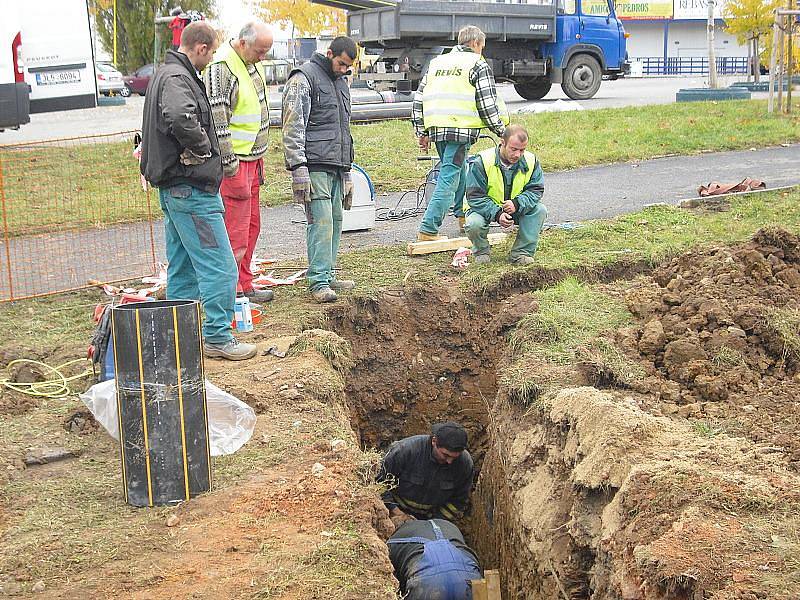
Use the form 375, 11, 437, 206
422, 49, 509, 130
464, 147, 537, 211
209, 43, 266, 155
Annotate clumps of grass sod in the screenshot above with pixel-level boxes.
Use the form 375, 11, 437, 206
762, 306, 800, 361
712, 345, 747, 369
289, 328, 353, 373
508, 277, 633, 364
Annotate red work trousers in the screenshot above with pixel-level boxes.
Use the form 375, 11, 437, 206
220, 158, 263, 292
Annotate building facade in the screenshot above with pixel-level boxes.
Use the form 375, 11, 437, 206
609, 0, 749, 75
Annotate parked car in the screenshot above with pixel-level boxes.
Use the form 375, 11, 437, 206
96, 62, 125, 96
123, 63, 154, 96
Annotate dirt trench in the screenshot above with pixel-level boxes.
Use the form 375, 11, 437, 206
324, 268, 636, 589
326, 228, 800, 599
325, 285, 531, 572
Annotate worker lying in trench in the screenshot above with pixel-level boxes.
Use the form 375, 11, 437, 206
377, 422, 473, 527
388, 518, 482, 600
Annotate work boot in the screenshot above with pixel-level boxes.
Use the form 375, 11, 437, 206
458, 217, 466, 234
510, 255, 536, 266
417, 231, 447, 242
244, 288, 274, 303
203, 338, 258, 361
312, 286, 338, 303
473, 253, 491, 265
329, 279, 356, 291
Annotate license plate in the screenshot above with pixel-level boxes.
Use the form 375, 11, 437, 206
35, 70, 81, 85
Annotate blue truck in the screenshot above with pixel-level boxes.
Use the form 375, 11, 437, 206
313, 0, 629, 100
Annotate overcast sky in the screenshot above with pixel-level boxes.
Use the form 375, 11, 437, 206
213, 0, 292, 40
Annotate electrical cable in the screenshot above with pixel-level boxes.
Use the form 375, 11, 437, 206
375, 183, 428, 221
0, 358, 93, 398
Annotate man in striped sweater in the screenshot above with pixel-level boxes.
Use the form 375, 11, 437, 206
204, 22, 274, 303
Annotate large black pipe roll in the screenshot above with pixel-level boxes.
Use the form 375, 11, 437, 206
111, 300, 211, 507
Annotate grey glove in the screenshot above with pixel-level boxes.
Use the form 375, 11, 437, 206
292, 166, 313, 224
342, 170, 353, 211
180, 148, 210, 166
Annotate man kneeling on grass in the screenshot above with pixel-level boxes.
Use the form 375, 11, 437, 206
464, 124, 547, 265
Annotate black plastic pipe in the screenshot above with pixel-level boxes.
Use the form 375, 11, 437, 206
111, 299, 211, 507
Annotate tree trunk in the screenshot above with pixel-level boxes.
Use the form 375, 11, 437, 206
754, 37, 761, 83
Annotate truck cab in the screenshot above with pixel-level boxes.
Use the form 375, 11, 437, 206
315, 0, 629, 101
532, 0, 629, 99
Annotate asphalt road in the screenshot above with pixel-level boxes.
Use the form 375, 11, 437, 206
0, 76, 758, 144
3, 142, 796, 299
254, 143, 800, 261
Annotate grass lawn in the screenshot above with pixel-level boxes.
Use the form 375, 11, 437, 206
0, 187, 799, 594
0, 100, 797, 236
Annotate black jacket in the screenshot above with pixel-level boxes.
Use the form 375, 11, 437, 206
378, 434, 474, 520
140, 50, 222, 193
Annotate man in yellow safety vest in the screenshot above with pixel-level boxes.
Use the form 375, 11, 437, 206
412, 25, 508, 242
204, 22, 274, 303
464, 124, 547, 265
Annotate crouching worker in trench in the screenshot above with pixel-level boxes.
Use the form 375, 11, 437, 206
464, 124, 547, 266
378, 422, 473, 528
388, 518, 482, 600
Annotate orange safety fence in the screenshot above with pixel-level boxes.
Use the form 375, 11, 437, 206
0, 131, 158, 302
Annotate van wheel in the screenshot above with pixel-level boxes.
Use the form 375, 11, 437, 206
514, 79, 552, 100
561, 55, 602, 100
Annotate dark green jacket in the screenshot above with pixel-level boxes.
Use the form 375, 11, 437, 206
465, 146, 544, 223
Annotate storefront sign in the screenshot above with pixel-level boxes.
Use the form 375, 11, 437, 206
673, 0, 729, 20
584, 0, 673, 19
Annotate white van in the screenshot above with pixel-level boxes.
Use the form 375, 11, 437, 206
1, 0, 97, 129
22, 0, 97, 114
0, 3, 30, 129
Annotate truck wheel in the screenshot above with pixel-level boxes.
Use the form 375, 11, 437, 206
561, 55, 602, 100
514, 79, 552, 100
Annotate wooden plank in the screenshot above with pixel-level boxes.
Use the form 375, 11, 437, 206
406, 232, 508, 256
471, 578, 489, 600
485, 569, 501, 600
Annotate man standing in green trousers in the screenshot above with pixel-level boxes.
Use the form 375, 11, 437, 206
282, 37, 359, 303
464, 124, 547, 265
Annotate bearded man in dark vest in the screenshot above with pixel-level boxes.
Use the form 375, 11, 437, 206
282, 37, 358, 304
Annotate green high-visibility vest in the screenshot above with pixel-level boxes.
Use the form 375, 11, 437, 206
464, 147, 537, 212
422, 49, 509, 130
209, 43, 267, 155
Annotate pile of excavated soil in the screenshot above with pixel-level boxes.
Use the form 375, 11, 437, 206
473, 386, 800, 600
607, 228, 800, 467
466, 228, 800, 599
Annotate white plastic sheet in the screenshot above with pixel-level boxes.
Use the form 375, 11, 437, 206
79, 380, 255, 456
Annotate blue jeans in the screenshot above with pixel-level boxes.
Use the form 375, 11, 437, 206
306, 170, 344, 291
465, 203, 548, 260
159, 185, 237, 345
419, 141, 470, 235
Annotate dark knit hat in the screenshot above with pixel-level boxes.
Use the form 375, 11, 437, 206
432, 422, 468, 452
